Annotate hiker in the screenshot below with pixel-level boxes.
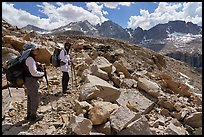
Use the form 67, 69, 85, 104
23, 42, 45, 122
59, 42, 71, 94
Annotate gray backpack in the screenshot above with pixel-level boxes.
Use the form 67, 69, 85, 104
4, 49, 32, 87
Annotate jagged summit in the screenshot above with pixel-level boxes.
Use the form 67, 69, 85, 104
22, 24, 48, 32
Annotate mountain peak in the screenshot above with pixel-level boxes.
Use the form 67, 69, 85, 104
22, 24, 47, 32
168, 20, 186, 24
81, 20, 90, 24
135, 27, 143, 31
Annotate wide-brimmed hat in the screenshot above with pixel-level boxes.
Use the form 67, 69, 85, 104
23, 42, 39, 51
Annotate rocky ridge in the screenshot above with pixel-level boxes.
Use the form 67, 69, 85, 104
2, 20, 202, 135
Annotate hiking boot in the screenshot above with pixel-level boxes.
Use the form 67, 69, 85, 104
62, 90, 71, 94
27, 114, 43, 122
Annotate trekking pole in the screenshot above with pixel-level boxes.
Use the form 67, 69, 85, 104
69, 48, 75, 90
6, 81, 12, 97
72, 63, 77, 90
43, 66, 50, 94
71, 62, 74, 89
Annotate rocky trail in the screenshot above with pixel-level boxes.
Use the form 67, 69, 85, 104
2, 66, 80, 135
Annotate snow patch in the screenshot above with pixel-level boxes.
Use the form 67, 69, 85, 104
185, 81, 194, 89
178, 72, 194, 89
167, 32, 202, 44
178, 72, 189, 79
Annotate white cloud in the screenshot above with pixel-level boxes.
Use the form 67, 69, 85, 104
38, 2, 108, 29
86, 2, 108, 23
128, 2, 202, 30
2, 2, 201, 31
2, 2, 108, 30
102, 2, 134, 9
103, 10, 108, 15
2, 2, 42, 28
182, 2, 202, 25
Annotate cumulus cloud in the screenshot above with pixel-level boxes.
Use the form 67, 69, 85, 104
2, 2, 108, 30
37, 2, 108, 29
128, 2, 202, 30
102, 2, 134, 9
2, 2, 201, 31
2, 2, 42, 28
86, 2, 108, 23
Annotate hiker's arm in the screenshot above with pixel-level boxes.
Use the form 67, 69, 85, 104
67, 55, 71, 65
26, 57, 44, 77
59, 49, 69, 64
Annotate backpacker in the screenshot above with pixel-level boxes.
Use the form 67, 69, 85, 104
4, 49, 32, 88
51, 47, 67, 67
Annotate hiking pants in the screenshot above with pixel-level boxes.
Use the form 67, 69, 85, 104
24, 77, 40, 117
62, 71, 69, 93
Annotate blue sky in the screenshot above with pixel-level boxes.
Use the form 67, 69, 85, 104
2, 2, 202, 30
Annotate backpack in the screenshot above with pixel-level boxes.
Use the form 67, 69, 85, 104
51, 47, 67, 67
4, 49, 32, 88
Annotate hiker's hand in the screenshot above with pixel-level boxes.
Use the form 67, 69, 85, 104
36, 63, 44, 72
68, 60, 73, 65
41, 64, 46, 69
68, 60, 71, 65
36, 62, 41, 66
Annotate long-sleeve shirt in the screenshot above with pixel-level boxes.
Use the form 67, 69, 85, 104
59, 48, 71, 72
25, 57, 44, 77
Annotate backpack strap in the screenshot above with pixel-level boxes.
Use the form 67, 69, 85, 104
62, 48, 68, 55
59, 48, 68, 66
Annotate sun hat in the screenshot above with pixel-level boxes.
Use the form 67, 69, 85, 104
23, 42, 39, 51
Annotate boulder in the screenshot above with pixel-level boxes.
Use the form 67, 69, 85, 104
88, 104, 110, 125
118, 115, 154, 135
90, 64, 109, 81
75, 61, 89, 76
2, 47, 20, 64
110, 73, 122, 87
160, 73, 192, 97
183, 112, 202, 128
93, 56, 116, 74
118, 57, 134, 73
121, 78, 137, 88
35, 47, 52, 64
165, 123, 187, 135
81, 69, 91, 82
80, 75, 121, 102
22, 31, 37, 41
113, 61, 131, 78
190, 94, 202, 106
193, 127, 202, 135
74, 50, 93, 65
116, 89, 155, 114
3, 35, 26, 52
94, 121, 112, 135
158, 97, 175, 111
138, 77, 161, 98
68, 115, 93, 135
73, 100, 93, 115
110, 106, 138, 132
92, 101, 119, 114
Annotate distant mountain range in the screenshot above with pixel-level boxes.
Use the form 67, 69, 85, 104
22, 20, 202, 70
22, 20, 202, 43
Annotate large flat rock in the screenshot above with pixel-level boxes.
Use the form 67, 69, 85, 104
116, 89, 156, 114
